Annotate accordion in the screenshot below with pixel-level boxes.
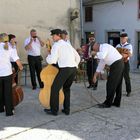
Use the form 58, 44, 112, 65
116, 47, 131, 62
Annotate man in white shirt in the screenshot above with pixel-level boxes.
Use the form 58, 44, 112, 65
0, 33, 23, 116
24, 29, 44, 90
92, 43, 124, 108
8, 34, 19, 84
116, 33, 133, 97
61, 30, 71, 45
44, 29, 80, 116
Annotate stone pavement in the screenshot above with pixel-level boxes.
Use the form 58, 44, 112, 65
0, 72, 140, 140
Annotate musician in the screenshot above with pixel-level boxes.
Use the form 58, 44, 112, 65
24, 29, 44, 90
84, 34, 98, 90
61, 30, 71, 45
44, 29, 80, 116
92, 43, 124, 108
0, 33, 23, 116
8, 34, 19, 84
116, 33, 133, 97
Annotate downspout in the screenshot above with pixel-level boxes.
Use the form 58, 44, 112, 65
80, 0, 84, 46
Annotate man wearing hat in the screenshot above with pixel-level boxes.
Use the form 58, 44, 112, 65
116, 33, 133, 97
84, 33, 98, 90
8, 34, 19, 84
44, 29, 80, 116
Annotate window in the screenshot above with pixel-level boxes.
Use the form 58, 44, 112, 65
138, 0, 140, 18
85, 7, 93, 22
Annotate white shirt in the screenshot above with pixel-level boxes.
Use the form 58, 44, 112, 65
116, 42, 133, 60
0, 43, 19, 76
64, 39, 71, 45
96, 43, 122, 72
46, 39, 80, 68
24, 37, 41, 56
8, 43, 19, 62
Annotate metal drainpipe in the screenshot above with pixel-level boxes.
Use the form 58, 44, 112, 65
80, 0, 84, 46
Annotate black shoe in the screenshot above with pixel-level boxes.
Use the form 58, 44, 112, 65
87, 85, 93, 88
62, 109, 70, 115
40, 83, 44, 89
6, 110, 14, 116
97, 103, 111, 108
32, 86, 37, 90
112, 103, 120, 107
126, 92, 131, 97
44, 109, 58, 116
0, 109, 4, 113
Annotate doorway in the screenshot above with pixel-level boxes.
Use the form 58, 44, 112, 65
108, 32, 120, 47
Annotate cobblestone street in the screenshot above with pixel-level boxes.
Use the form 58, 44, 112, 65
0, 72, 140, 140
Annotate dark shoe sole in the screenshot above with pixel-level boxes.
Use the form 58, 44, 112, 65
6, 110, 14, 116
112, 104, 120, 107
126, 93, 131, 97
62, 109, 70, 115
44, 109, 58, 116
32, 87, 37, 90
0, 109, 4, 113
97, 103, 111, 108
87, 85, 93, 88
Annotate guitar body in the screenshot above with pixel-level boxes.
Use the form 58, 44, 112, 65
39, 64, 64, 109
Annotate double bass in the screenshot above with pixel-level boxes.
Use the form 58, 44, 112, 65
12, 69, 24, 106
39, 64, 64, 109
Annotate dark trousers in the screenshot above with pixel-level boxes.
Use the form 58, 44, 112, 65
104, 59, 124, 106
11, 62, 18, 84
28, 55, 43, 88
123, 61, 131, 93
0, 75, 13, 115
50, 67, 77, 113
86, 58, 98, 87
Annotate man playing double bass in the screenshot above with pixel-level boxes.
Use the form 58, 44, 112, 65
44, 29, 80, 116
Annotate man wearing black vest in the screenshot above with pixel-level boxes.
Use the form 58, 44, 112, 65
116, 33, 133, 97
86, 34, 98, 90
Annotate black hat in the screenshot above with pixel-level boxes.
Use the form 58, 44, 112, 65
88, 32, 95, 38
50, 29, 62, 35
62, 30, 68, 35
8, 34, 16, 41
120, 33, 128, 37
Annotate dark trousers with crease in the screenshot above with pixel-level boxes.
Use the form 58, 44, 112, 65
86, 58, 98, 87
28, 55, 43, 88
104, 59, 124, 106
123, 61, 131, 93
11, 62, 18, 84
0, 75, 13, 115
50, 67, 77, 113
